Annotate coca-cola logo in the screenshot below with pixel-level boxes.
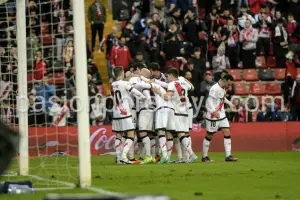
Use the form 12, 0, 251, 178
90, 128, 115, 153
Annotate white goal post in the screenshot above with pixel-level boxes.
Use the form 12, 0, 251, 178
15, 0, 91, 187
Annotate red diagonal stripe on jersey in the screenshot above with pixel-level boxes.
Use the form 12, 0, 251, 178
0, 85, 9, 99
53, 107, 67, 126
117, 103, 127, 115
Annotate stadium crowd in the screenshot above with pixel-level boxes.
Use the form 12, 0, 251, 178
0, 0, 300, 127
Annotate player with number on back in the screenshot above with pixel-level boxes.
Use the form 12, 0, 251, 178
203, 74, 239, 162
112, 67, 146, 164
164, 68, 198, 163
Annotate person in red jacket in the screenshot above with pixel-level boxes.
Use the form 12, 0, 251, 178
110, 36, 132, 71
249, 0, 265, 15
218, 8, 236, 27
34, 51, 47, 80
286, 13, 300, 54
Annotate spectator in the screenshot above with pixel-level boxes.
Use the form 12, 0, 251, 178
54, 9, 67, 61
167, 22, 183, 41
255, 4, 272, 62
33, 51, 47, 81
237, 4, 256, 30
273, 19, 289, 68
161, 32, 184, 69
165, 0, 177, 15
224, 19, 238, 68
49, 95, 71, 127
281, 73, 294, 105
183, 9, 203, 47
88, 0, 107, 52
165, 8, 181, 31
87, 74, 99, 97
190, 47, 206, 81
35, 74, 55, 111
99, 26, 118, 82
291, 74, 300, 120
63, 40, 74, 67
180, 61, 201, 97
218, 8, 236, 26
0, 73, 12, 102
129, 52, 148, 68
152, 13, 165, 32
131, 0, 143, 24
212, 43, 230, 81
286, 13, 300, 54
285, 51, 299, 80
207, 5, 219, 34
256, 104, 281, 122
208, 26, 225, 63
148, 22, 164, 64
110, 36, 132, 71
151, 0, 165, 19
121, 22, 134, 41
215, 0, 224, 15
90, 94, 106, 125
200, 71, 216, 98
272, 10, 287, 28
240, 19, 258, 68
28, 93, 45, 127
249, 0, 265, 15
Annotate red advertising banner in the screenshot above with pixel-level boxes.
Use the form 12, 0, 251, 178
28, 122, 300, 157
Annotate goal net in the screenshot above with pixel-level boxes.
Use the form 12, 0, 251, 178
0, 0, 91, 190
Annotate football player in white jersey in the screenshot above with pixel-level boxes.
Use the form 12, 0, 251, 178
203, 74, 239, 162
164, 68, 198, 163
130, 66, 157, 164
112, 67, 146, 164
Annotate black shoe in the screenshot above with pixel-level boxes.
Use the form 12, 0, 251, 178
202, 156, 214, 162
225, 155, 239, 162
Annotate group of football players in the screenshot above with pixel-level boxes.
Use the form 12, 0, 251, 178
112, 63, 238, 164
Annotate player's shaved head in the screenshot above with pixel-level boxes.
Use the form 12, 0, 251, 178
113, 67, 124, 79
140, 68, 151, 78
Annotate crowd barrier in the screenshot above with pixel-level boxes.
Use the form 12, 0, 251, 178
28, 122, 300, 157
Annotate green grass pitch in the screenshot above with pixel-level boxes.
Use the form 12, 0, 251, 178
1, 152, 300, 200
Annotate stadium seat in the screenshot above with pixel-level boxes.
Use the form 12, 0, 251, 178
256, 56, 266, 68
251, 112, 258, 122
267, 56, 276, 68
234, 82, 248, 95
265, 82, 281, 95
48, 72, 65, 85
242, 69, 259, 81
258, 69, 274, 81
274, 68, 286, 80
228, 69, 242, 81
249, 82, 266, 95
41, 34, 54, 45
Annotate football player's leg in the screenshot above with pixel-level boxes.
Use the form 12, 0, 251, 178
120, 130, 135, 163
137, 137, 145, 160
114, 132, 123, 163
178, 132, 197, 162
149, 132, 156, 158
221, 128, 239, 161
128, 133, 140, 164
173, 135, 182, 162
158, 130, 168, 158
166, 132, 174, 157
202, 119, 216, 162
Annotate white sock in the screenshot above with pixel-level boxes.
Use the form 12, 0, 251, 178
158, 135, 168, 157
224, 136, 231, 157
142, 136, 151, 156
150, 137, 156, 158
182, 143, 189, 161
180, 136, 194, 156
166, 139, 173, 157
114, 138, 122, 161
174, 137, 182, 160
128, 142, 135, 160
202, 137, 211, 158
155, 135, 160, 155
121, 137, 134, 160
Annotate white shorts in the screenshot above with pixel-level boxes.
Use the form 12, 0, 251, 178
188, 107, 193, 130
155, 107, 175, 131
174, 114, 189, 133
132, 108, 137, 128
138, 109, 154, 132
206, 117, 230, 134
112, 116, 135, 133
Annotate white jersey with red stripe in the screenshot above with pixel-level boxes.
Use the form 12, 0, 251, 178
49, 103, 71, 127
150, 82, 169, 109
111, 80, 135, 119
205, 82, 227, 120
157, 73, 167, 82
167, 80, 190, 115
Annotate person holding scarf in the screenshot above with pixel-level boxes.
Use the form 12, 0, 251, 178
239, 18, 258, 68
212, 43, 230, 81
88, 0, 107, 52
